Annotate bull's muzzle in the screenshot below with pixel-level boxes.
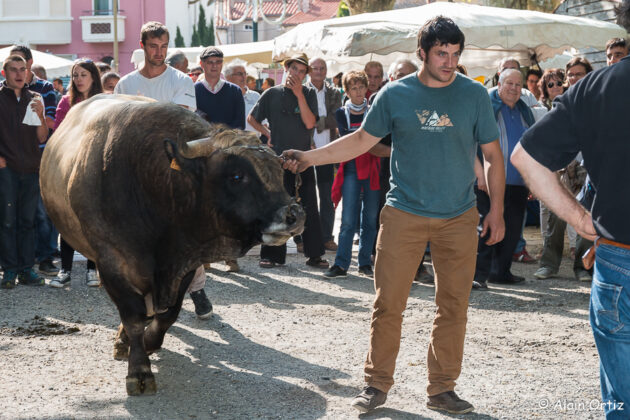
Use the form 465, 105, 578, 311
261, 199, 306, 246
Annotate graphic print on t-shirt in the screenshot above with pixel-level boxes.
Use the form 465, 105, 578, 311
416, 109, 453, 132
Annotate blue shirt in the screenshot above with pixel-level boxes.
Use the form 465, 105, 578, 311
500, 103, 527, 186
362, 73, 499, 219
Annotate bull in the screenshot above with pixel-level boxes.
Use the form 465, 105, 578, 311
40, 95, 305, 395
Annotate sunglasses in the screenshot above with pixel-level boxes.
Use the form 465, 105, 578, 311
189, 72, 202, 77
547, 81, 563, 88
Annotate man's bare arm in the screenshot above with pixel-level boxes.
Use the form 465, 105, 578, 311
511, 143, 596, 240
282, 128, 381, 172
480, 140, 506, 245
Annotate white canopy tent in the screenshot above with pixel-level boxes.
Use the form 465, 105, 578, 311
131, 40, 274, 72
272, 2, 627, 79
0, 46, 74, 79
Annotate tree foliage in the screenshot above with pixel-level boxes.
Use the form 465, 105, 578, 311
175, 26, 186, 47
345, 0, 396, 15
191, 26, 200, 47
190, 4, 214, 46
198, 5, 209, 46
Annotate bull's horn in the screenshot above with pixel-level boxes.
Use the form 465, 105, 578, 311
180, 137, 215, 159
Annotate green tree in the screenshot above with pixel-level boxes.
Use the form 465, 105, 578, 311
198, 5, 208, 46
345, 0, 395, 15
337, 0, 350, 17
191, 26, 200, 47
207, 19, 215, 46
175, 26, 185, 48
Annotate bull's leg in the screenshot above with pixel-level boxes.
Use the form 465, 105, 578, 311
121, 310, 157, 396
144, 271, 194, 354
100, 271, 157, 396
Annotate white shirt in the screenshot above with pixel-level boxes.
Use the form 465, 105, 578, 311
243, 88, 261, 133
114, 66, 196, 110
312, 84, 330, 149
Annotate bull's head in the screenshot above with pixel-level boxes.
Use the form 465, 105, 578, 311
164, 137, 305, 249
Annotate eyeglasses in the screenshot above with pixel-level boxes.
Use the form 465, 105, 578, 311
547, 81, 563, 88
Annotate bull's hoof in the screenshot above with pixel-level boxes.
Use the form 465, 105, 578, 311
113, 339, 130, 360
126, 373, 157, 396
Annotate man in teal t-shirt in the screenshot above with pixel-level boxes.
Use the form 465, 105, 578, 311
280, 16, 505, 415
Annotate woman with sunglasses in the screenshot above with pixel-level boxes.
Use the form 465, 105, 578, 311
538, 68, 566, 110
49, 59, 103, 288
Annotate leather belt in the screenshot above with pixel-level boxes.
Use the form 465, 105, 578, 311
582, 237, 630, 270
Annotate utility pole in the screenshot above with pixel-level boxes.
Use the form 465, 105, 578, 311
113, 0, 119, 72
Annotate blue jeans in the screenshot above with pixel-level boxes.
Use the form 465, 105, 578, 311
334, 162, 380, 270
0, 167, 39, 272
590, 243, 630, 419
35, 193, 58, 262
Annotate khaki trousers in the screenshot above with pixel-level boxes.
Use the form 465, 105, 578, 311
364, 205, 479, 396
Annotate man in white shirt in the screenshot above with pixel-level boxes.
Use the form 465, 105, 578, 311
114, 22, 211, 319
114, 22, 196, 111
224, 59, 260, 133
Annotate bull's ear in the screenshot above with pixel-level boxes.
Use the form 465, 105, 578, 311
164, 139, 184, 172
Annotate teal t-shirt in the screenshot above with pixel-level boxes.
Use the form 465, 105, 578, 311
362, 72, 499, 219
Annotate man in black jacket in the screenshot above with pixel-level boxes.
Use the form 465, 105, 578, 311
0, 55, 49, 288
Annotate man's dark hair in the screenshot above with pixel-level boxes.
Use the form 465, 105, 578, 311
526, 68, 542, 80
101, 71, 121, 86
605, 37, 627, 51
141, 21, 169, 45
565, 57, 593, 74
264, 77, 275, 87
615, 0, 630, 32
9, 45, 32, 61
416, 16, 465, 61
95, 61, 112, 74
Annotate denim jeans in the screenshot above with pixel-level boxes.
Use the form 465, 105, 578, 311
590, 243, 630, 419
0, 167, 39, 272
35, 193, 58, 262
334, 162, 380, 270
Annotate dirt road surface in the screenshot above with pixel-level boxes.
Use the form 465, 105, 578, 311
0, 228, 603, 419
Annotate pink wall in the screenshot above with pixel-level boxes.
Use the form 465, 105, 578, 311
45, 0, 165, 75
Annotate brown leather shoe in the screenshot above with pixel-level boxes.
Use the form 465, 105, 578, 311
324, 240, 338, 251
427, 391, 474, 414
351, 386, 387, 413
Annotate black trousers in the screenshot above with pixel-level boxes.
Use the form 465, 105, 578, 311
60, 237, 96, 272
261, 167, 325, 264
315, 164, 335, 243
475, 185, 528, 282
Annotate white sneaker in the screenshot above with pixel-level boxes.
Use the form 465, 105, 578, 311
86, 269, 99, 287
50, 270, 71, 288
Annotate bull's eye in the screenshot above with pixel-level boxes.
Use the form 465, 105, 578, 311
229, 172, 245, 183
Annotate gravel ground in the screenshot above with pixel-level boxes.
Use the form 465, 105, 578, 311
0, 227, 603, 420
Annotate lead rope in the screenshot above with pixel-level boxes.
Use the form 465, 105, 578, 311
294, 172, 302, 203
278, 154, 302, 203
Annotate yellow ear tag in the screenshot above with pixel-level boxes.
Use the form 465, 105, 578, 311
170, 158, 181, 171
